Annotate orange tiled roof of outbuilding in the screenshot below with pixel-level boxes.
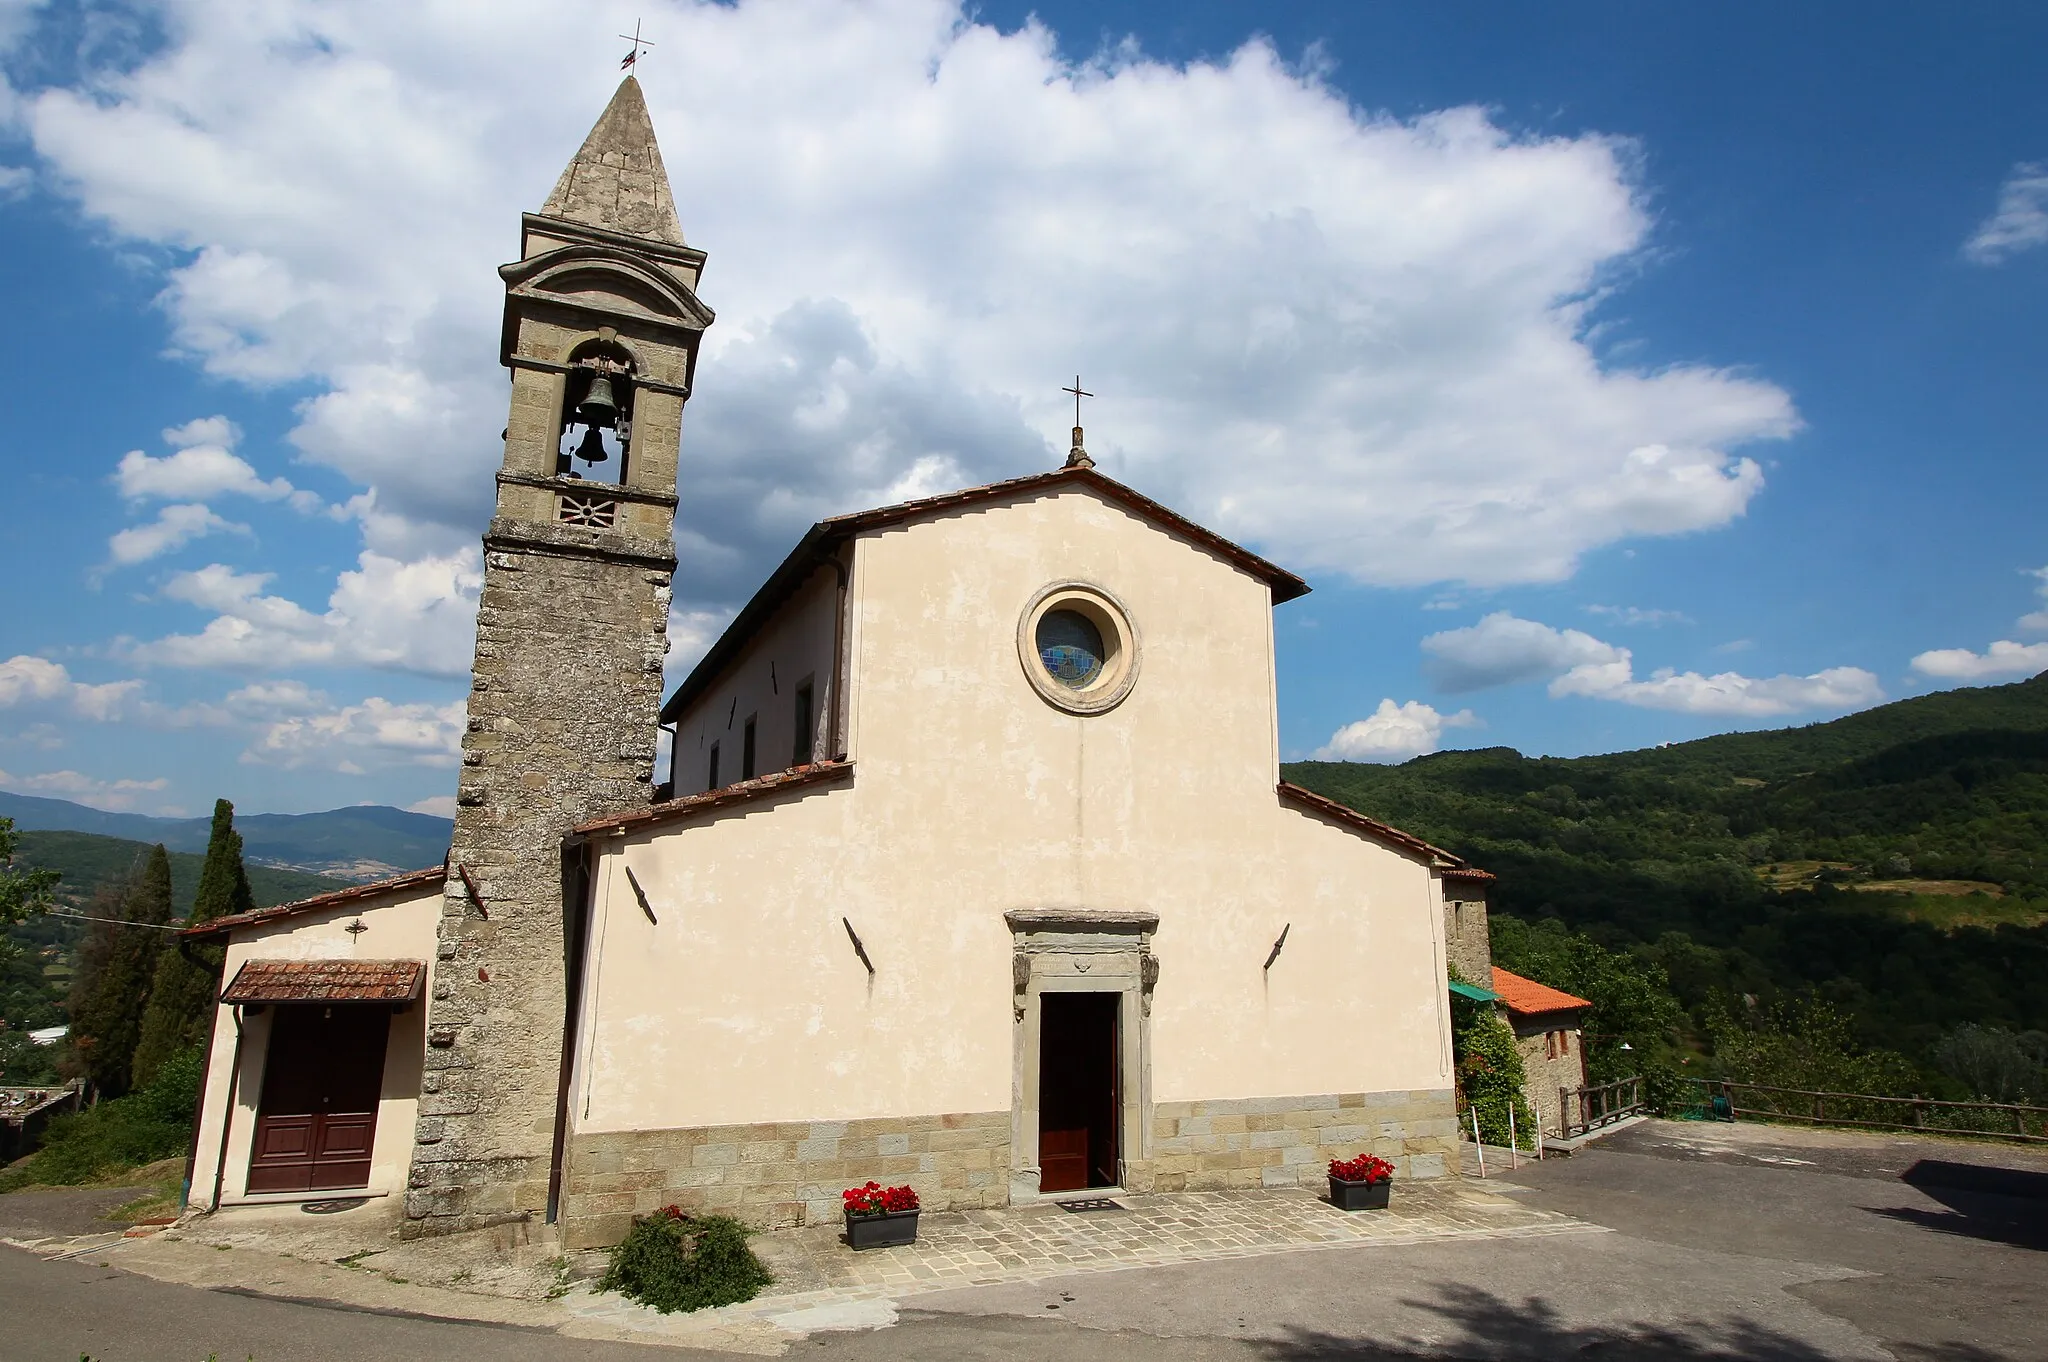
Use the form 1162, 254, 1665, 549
1491, 966, 1591, 1017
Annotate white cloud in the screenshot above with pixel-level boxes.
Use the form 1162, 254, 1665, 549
1585, 604, 1690, 627
0, 767, 171, 812
1422, 612, 1880, 716
0, 655, 143, 720
2019, 565, 2048, 635
1551, 658, 1883, 716
130, 550, 482, 676
113, 415, 315, 508
1313, 699, 1479, 763
104, 502, 248, 568
17, 0, 1798, 613
406, 794, 458, 818
242, 694, 464, 772
1423, 611, 1626, 692
1963, 161, 2048, 266
1910, 639, 2048, 683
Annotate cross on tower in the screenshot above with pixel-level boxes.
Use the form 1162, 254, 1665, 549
619, 20, 655, 70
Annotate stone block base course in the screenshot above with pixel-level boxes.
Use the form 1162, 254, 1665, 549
558, 1087, 1457, 1249
1135, 1088, 1457, 1193
560, 1111, 1011, 1247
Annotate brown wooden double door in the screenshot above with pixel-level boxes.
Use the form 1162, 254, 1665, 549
247, 1005, 390, 1194
1038, 991, 1121, 1193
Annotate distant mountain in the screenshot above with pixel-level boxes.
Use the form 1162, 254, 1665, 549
12, 830, 350, 919
0, 794, 451, 882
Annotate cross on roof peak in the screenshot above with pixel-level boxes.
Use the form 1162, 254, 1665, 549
1062, 376, 1095, 469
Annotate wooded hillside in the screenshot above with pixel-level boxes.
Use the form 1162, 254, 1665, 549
1284, 671, 2048, 1076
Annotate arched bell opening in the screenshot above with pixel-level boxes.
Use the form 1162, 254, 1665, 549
556, 337, 638, 484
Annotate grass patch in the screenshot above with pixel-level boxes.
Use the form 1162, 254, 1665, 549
598, 1208, 771, 1314
99, 1181, 182, 1224
1859, 892, 2048, 932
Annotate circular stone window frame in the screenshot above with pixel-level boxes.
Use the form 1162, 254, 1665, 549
1017, 580, 1141, 716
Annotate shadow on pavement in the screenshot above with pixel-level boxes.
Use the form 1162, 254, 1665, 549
1870, 1160, 2048, 1252
1251, 1283, 2010, 1361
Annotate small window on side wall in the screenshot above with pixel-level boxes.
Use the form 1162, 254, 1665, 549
708, 742, 720, 791
741, 715, 757, 781
792, 682, 814, 765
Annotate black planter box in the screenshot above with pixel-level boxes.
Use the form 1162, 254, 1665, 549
845, 1208, 920, 1250
1328, 1176, 1392, 1211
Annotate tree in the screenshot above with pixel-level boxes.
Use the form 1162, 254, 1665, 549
131, 799, 252, 1087
1490, 917, 1687, 1081
70, 845, 173, 1097
0, 816, 58, 926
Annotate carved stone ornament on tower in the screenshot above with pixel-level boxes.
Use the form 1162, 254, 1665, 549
403, 75, 714, 1237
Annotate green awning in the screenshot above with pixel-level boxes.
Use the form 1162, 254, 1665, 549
1448, 979, 1504, 1003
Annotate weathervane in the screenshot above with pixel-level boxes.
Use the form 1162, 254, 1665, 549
619, 20, 655, 71
1062, 376, 1094, 469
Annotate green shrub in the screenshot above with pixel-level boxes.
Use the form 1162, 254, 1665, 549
0, 1045, 203, 1191
598, 1208, 771, 1314
1452, 1005, 1538, 1150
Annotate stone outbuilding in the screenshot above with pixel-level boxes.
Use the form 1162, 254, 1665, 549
1490, 966, 1591, 1138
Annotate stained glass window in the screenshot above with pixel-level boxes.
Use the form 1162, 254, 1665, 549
1037, 609, 1105, 688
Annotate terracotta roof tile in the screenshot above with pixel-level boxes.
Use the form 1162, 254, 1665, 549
1491, 966, 1591, 1017
1274, 782, 1467, 867
220, 958, 425, 1004
570, 760, 853, 839
184, 865, 447, 939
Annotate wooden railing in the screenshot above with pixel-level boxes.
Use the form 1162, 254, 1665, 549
1693, 1079, 2048, 1144
1559, 1075, 1645, 1139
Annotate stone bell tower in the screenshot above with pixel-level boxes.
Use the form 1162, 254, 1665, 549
405, 76, 712, 1236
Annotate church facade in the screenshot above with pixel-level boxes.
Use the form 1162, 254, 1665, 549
182, 79, 1482, 1248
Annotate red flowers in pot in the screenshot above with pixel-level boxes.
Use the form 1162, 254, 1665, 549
842, 1181, 920, 1216
1328, 1153, 1394, 1185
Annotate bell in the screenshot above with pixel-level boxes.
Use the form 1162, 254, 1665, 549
572, 424, 609, 465
576, 374, 619, 427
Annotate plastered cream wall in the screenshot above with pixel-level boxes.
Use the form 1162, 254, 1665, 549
190, 883, 442, 1208
571, 486, 1455, 1138
670, 566, 839, 795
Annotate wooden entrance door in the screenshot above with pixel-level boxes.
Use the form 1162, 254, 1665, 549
247, 1005, 390, 1194
1038, 991, 1120, 1193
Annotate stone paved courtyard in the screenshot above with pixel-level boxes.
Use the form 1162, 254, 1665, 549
554, 1179, 1603, 1346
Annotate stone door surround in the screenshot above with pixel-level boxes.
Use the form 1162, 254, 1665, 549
1005, 908, 1158, 1202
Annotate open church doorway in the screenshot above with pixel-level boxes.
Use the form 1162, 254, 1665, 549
247, 1005, 390, 1194
1037, 991, 1121, 1192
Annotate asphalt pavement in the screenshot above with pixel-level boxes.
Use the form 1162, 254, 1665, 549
3, 1119, 2042, 1361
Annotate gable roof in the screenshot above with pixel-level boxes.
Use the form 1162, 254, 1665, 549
661, 466, 1310, 722
569, 759, 854, 840
1275, 781, 1473, 869
183, 865, 447, 939
1491, 966, 1592, 1017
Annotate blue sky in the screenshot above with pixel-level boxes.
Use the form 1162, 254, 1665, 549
0, 0, 2044, 817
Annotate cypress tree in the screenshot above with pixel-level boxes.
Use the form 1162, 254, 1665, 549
132, 799, 252, 1086
71, 846, 173, 1097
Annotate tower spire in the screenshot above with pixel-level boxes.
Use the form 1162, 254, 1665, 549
541, 75, 685, 245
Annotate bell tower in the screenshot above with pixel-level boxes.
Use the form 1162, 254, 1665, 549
405, 76, 712, 1236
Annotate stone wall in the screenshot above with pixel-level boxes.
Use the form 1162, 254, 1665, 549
559, 1111, 1011, 1248
556, 1087, 1457, 1248
1140, 1089, 1457, 1192
1511, 1022, 1586, 1137
1442, 888, 1493, 987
